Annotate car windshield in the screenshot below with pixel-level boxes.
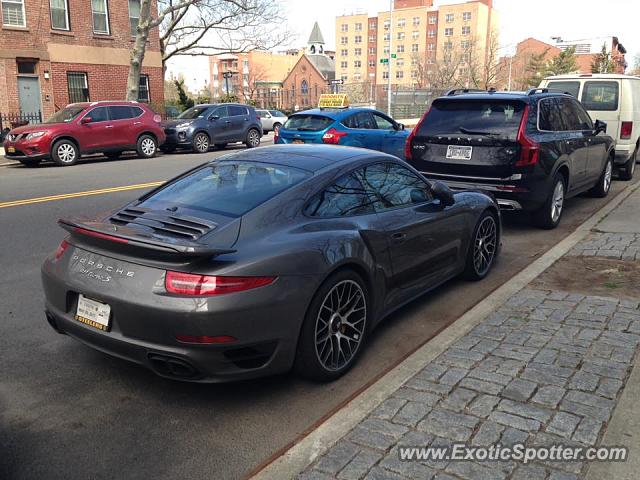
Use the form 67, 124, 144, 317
140, 161, 310, 217
45, 106, 86, 123
177, 106, 209, 120
283, 114, 334, 131
419, 99, 526, 139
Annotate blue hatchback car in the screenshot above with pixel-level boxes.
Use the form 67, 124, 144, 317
275, 107, 409, 159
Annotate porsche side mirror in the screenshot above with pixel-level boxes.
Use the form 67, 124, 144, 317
431, 181, 455, 206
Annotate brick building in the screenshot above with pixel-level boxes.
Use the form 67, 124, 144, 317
0, 0, 163, 120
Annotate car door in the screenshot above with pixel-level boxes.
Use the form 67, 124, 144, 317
227, 105, 250, 142
372, 112, 407, 158
341, 112, 381, 150
107, 105, 136, 149
556, 97, 591, 191
571, 99, 608, 181
80, 106, 112, 152
358, 162, 467, 307
207, 106, 228, 143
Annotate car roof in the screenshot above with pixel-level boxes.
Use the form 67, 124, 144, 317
544, 73, 640, 81
291, 107, 388, 120
67, 101, 145, 108
435, 90, 574, 102
210, 144, 396, 172
194, 103, 254, 108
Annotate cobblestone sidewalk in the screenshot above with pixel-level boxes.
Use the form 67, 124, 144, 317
300, 236, 640, 480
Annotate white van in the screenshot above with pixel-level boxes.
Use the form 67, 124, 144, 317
539, 74, 640, 180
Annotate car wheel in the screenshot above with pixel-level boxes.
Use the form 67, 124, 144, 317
136, 135, 157, 159
192, 132, 210, 153
463, 211, 499, 281
619, 149, 636, 181
589, 156, 613, 197
245, 128, 261, 148
51, 139, 79, 166
295, 270, 369, 382
105, 151, 122, 160
534, 173, 566, 229
215, 143, 227, 150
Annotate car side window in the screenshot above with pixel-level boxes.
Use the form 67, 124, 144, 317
131, 107, 144, 117
87, 107, 109, 123
342, 114, 359, 129
572, 101, 594, 130
557, 98, 583, 131
359, 162, 432, 212
109, 106, 133, 120
269, 110, 283, 117
211, 106, 227, 119
538, 98, 565, 131
372, 113, 395, 130
355, 112, 378, 129
305, 173, 374, 217
229, 105, 248, 117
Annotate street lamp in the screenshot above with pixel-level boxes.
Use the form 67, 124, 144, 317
222, 71, 235, 95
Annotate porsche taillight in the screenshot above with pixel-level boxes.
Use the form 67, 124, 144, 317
164, 271, 276, 296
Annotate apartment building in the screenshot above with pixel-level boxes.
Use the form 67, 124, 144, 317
335, 0, 498, 89
0, 0, 163, 119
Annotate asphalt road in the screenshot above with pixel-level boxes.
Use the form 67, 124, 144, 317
0, 139, 636, 480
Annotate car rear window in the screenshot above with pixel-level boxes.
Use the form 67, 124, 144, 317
283, 114, 334, 131
418, 99, 526, 138
581, 81, 619, 111
546, 81, 581, 98
140, 161, 310, 217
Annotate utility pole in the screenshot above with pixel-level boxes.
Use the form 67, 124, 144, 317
387, 0, 393, 116
507, 55, 513, 91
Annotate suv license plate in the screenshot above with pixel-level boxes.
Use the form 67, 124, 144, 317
75, 294, 111, 331
292, 139, 304, 144
446, 145, 473, 160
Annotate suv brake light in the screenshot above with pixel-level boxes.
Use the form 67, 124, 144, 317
405, 107, 431, 161
515, 105, 539, 167
322, 128, 347, 144
621, 121, 633, 139
165, 271, 276, 296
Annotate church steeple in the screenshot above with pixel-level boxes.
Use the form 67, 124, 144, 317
307, 21, 325, 55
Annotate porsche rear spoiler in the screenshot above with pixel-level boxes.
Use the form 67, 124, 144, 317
59, 218, 236, 258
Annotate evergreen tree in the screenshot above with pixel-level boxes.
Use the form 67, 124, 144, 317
174, 79, 194, 110
525, 49, 551, 87
591, 43, 615, 73
549, 46, 578, 75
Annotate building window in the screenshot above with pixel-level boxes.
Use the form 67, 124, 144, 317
411, 70, 417, 79
383, 33, 390, 41
355, 22, 362, 31
397, 32, 405, 40
369, 21, 376, 30
445, 13, 454, 23
428, 29, 436, 38
427, 43, 435, 51
412, 16, 420, 26
368, 59, 375, 67
341, 49, 348, 56
382, 71, 389, 79
354, 35, 362, 44
411, 58, 418, 66
368, 35, 375, 42
301, 80, 308, 94
411, 44, 418, 52
444, 28, 453, 36
397, 18, 405, 28
428, 15, 437, 25
396, 58, 404, 67
2, 0, 26, 27
427, 58, 434, 64
91, 0, 110, 34
50, 0, 69, 30
17, 60, 36, 74
340, 36, 348, 44
67, 72, 89, 103
353, 73, 361, 81
459, 67, 468, 75
128, 0, 139, 35
397, 45, 404, 53
354, 60, 362, 68
340, 61, 348, 68
395, 70, 403, 79
368, 47, 375, 55
461, 40, 471, 49
383, 46, 389, 55
340, 24, 348, 32
412, 31, 419, 40
462, 26, 470, 36
341, 74, 348, 82
443, 41, 453, 50
462, 11, 471, 21
383, 19, 390, 29
355, 48, 362, 56
138, 75, 150, 102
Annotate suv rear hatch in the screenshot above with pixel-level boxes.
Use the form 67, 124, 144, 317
278, 114, 335, 144
408, 97, 528, 180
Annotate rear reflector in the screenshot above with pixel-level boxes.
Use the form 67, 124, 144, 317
176, 335, 237, 344
54, 239, 69, 260
74, 227, 129, 244
621, 121, 633, 140
515, 105, 539, 167
165, 271, 276, 296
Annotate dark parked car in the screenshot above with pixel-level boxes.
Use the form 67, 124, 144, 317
42, 145, 500, 383
162, 103, 263, 153
406, 88, 615, 229
3, 101, 165, 167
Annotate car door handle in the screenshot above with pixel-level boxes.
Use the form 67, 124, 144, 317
133, 121, 142, 125
391, 232, 407, 243
225, 120, 231, 124
105, 125, 113, 129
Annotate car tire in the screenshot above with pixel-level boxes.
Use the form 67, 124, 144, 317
215, 143, 227, 150
294, 269, 369, 382
136, 134, 157, 159
589, 156, 613, 197
619, 149, 636, 181
463, 210, 499, 281
51, 139, 79, 166
245, 128, 261, 149
18, 158, 41, 167
105, 151, 122, 160
192, 132, 210, 153
533, 173, 566, 229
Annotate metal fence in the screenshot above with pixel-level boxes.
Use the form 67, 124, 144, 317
0, 111, 43, 137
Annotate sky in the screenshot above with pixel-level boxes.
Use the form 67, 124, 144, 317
167, 0, 640, 92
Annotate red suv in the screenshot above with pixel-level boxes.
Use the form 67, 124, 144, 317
2, 101, 166, 167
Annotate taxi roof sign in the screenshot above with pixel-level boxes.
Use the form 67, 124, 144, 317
318, 94, 349, 109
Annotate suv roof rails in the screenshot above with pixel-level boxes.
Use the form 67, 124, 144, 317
526, 87, 572, 96
445, 88, 486, 96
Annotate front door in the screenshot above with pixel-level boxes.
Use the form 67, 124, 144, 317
18, 77, 41, 119
372, 112, 407, 158
80, 106, 113, 151
227, 105, 250, 142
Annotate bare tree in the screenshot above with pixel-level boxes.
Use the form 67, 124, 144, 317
411, 39, 478, 91
126, 0, 289, 101
478, 30, 503, 89
243, 63, 268, 101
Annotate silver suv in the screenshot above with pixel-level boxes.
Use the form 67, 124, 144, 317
256, 109, 288, 133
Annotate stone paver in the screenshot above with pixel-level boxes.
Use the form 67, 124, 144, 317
567, 232, 640, 260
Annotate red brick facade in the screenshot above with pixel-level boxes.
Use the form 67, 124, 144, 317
0, 0, 163, 119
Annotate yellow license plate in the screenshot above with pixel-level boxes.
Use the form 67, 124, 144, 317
7, 146, 15, 153
292, 140, 304, 144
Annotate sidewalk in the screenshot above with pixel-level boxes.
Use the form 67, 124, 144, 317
265, 184, 640, 480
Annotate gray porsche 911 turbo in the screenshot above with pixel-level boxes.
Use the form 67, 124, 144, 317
42, 145, 501, 382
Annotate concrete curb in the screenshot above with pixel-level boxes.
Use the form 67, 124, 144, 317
251, 180, 640, 480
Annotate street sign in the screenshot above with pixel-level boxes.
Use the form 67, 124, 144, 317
380, 58, 389, 64
329, 79, 344, 85
391, 54, 397, 59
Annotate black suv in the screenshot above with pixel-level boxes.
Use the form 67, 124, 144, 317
406, 88, 615, 228
162, 103, 263, 153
